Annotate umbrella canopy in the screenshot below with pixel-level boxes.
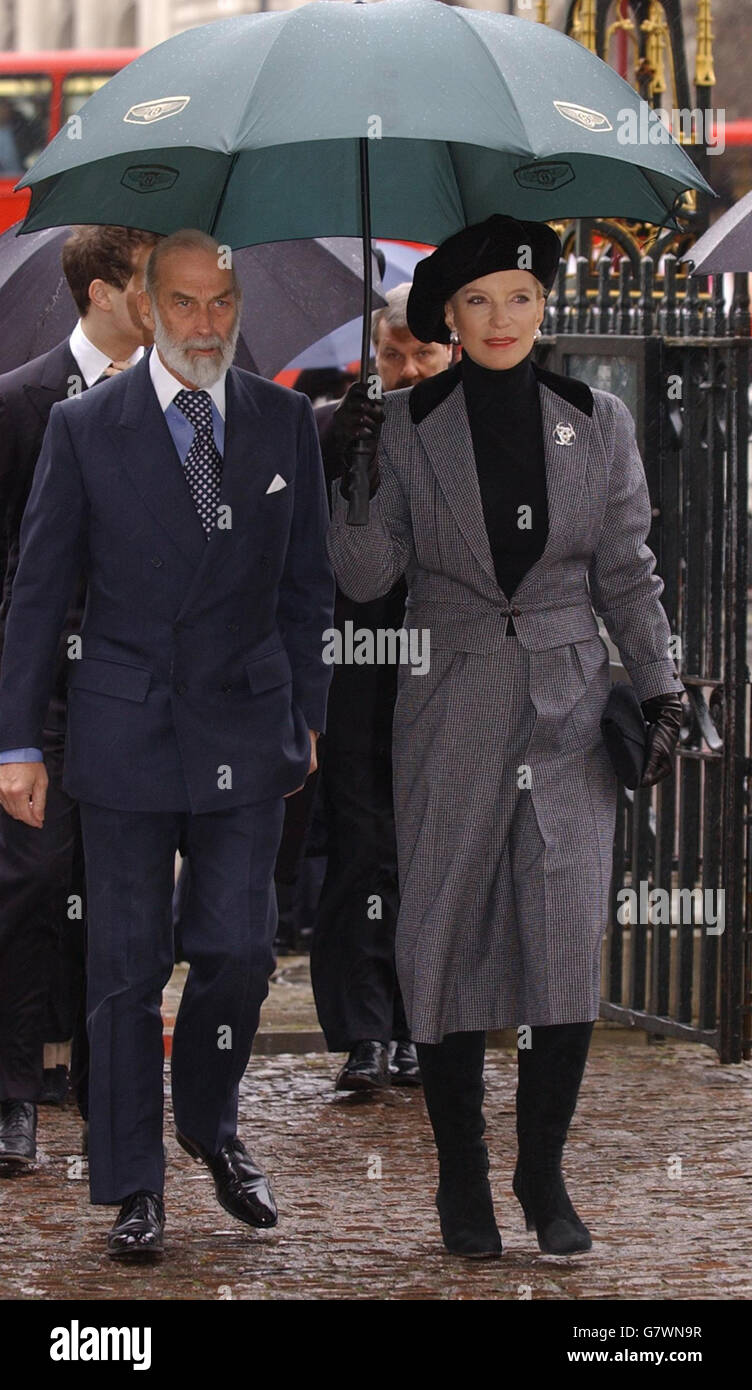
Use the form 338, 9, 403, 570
0, 221, 384, 378
18, 1, 711, 244
682, 189, 752, 275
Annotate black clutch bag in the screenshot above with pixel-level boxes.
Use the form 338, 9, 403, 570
600, 682, 647, 789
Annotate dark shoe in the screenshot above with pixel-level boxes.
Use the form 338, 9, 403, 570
436, 1169, 502, 1259
389, 1040, 422, 1087
417, 1032, 502, 1258
176, 1131, 277, 1228
0, 1101, 37, 1166
335, 1040, 390, 1092
512, 1163, 591, 1255
107, 1191, 165, 1260
38, 1065, 69, 1106
514, 1022, 594, 1255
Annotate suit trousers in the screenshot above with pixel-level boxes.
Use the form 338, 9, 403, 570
0, 728, 86, 1103
310, 737, 408, 1051
78, 796, 285, 1204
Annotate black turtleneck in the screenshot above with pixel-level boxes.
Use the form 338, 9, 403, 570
461, 348, 548, 628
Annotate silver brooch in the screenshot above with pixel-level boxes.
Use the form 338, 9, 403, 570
554, 421, 576, 446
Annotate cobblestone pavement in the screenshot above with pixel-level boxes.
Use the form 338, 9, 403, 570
1, 998, 751, 1300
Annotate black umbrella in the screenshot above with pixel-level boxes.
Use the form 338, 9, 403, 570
0, 222, 384, 378
682, 189, 752, 275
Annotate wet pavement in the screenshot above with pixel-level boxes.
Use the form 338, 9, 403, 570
1, 959, 751, 1301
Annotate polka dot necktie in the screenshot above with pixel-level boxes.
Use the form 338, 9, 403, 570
173, 389, 223, 538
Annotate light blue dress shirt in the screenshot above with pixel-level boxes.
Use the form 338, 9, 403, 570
164, 394, 225, 463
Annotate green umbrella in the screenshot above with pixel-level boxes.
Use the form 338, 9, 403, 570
17, 0, 712, 519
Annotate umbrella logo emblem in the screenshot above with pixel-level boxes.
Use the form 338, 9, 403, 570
124, 97, 190, 125
554, 422, 576, 446
121, 165, 179, 193
514, 162, 574, 191
553, 101, 612, 133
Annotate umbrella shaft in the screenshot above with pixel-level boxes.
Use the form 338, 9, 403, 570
359, 136, 373, 383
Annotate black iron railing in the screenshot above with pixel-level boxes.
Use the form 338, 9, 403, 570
537, 254, 751, 1060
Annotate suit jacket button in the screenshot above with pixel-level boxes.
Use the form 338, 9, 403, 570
510, 605, 522, 617
221, 683, 232, 693
226, 622, 239, 633
151, 557, 163, 568
175, 681, 187, 695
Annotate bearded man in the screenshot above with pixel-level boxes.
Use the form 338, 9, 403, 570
0, 229, 335, 1259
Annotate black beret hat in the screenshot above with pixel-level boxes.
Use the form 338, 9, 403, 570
406, 214, 562, 344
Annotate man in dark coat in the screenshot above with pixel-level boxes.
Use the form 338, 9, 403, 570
0, 225, 157, 1169
0, 229, 334, 1258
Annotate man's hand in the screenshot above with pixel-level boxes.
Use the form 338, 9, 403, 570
334, 383, 384, 500
308, 728, 319, 778
283, 731, 319, 799
0, 761, 48, 828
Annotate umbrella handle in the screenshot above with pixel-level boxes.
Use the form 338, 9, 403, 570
345, 436, 372, 526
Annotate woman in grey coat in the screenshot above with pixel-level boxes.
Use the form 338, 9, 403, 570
326, 215, 684, 1259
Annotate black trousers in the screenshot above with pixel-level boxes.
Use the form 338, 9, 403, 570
310, 737, 408, 1051
79, 797, 285, 1204
0, 729, 87, 1105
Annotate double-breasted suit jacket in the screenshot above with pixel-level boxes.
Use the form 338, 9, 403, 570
0, 351, 335, 814
327, 360, 683, 1043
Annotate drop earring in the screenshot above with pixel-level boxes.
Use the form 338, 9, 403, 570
534, 327, 542, 340
449, 328, 460, 345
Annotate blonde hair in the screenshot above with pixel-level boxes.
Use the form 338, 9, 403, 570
447, 271, 547, 309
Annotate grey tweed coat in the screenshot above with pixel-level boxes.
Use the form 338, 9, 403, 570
326, 362, 683, 1043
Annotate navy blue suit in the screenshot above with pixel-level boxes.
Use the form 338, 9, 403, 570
0, 351, 335, 1201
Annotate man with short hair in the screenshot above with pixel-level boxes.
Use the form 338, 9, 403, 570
0, 224, 158, 1169
370, 282, 453, 390
310, 284, 451, 1091
0, 229, 334, 1258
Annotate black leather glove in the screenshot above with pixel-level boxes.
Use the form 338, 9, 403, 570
639, 692, 685, 787
334, 382, 384, 500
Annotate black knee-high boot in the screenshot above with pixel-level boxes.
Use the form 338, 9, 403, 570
513, 1021, 594, 1255
416, 1031, 502, 1258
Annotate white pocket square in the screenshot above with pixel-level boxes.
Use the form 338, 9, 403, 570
266, 474, 287, 494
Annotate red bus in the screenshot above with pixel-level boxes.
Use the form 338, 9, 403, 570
0, 49, 140, 231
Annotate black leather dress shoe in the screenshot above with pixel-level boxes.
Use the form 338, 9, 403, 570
389, 1040, 423, 1087
335, 1040, 391, 1092
107, 1191, 165, 1259
176, 1131, 277, 1228
0, 1101, 37, 1165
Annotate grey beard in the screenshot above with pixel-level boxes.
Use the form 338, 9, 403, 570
152, 309, 240, 388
